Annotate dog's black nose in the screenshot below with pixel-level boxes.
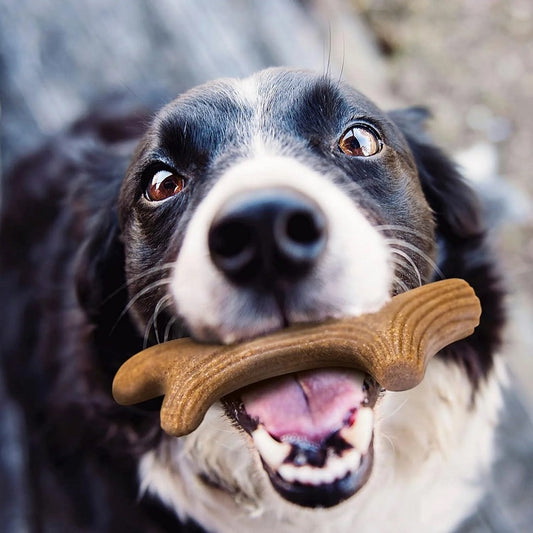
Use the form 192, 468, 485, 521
208, 189, 327, 287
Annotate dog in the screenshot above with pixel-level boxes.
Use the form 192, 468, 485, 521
0, 68, 505, 532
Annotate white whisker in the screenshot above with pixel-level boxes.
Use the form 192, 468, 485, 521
384, 238, 443, 280
377, 398, 409, 423
375, 224, 435, 243
392, 276, 410, 294
390, 248, 422, 287
153, 295, 174, 344
104, 262, 175, 304
114, 278, 172, 331
143, 314, 155, 350
379, 431, 397, 455
389, 257, 417, 282
164, 316, 177, 343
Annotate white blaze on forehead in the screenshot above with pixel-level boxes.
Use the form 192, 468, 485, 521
231, 73, 280, 158
234, 74, 260, 108
172, 154, 392, 343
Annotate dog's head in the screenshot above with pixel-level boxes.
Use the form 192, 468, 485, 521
114, 68, 440, 508
119, 68, 438, 335
85, 68, 496, 526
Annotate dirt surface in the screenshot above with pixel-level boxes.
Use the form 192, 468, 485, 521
355, 0, 533, 410
357, 0, 532, 187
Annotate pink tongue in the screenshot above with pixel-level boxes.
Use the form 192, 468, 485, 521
241, 369, 366, 443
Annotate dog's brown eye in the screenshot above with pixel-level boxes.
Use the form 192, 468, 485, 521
146, 170, 186, 201
339, 126, 382, 157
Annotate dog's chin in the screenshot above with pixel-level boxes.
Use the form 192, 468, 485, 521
263, 444, 374, 508
223, 368, 381, 508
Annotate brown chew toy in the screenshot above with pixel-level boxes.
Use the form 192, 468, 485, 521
113, 278, 481, 437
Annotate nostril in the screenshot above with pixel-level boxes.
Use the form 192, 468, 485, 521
285, 210, 324, 246
210, 220, 252, 259
208, 219, 256, 278
277, 207, 326, 263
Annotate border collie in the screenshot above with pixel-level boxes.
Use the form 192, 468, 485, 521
0, 68, 505, 532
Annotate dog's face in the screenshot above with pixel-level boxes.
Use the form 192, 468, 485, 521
118, 69, 437, 512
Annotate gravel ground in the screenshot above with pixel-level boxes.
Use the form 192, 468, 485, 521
355, 0, 533, 410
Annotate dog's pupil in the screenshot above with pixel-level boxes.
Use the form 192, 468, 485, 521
163, 177, 177, 191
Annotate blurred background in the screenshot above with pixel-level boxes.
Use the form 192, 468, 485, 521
0, 0, 531, 531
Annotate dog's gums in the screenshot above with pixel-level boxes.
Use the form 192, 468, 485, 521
112, 278, 481, 437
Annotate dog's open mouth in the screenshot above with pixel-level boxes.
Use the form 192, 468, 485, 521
224, 369, 381, 508
112, 280, 481, 507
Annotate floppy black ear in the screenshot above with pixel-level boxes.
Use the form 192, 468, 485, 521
75, 199, 145, 372
388, 107, 483, 243
389, 108, 505, 384
75, 202, 126, 325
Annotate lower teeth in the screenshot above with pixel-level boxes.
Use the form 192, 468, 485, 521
251, 406, 374, 487
277, 449, 362, 486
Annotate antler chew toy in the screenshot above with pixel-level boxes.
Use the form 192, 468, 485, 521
113, 278, 481, 437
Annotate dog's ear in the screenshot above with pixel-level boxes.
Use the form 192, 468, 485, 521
390, 108, 506, 384
388, 107, 483, 241
75, 201, 147, 369
75, 202, 126, 324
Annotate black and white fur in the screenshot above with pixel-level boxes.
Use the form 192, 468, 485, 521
0, 68, 505, 532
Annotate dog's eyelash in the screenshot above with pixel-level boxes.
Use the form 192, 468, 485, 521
140, 161, 181, 191
345, 120, 384, 139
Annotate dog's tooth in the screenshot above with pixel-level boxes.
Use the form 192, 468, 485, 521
339, 407, 374, 454
252, 426, 291, 470
295, 465, 314, 484
277, 450, 364, 486
343, 449, 362, 470
316, 467, 336, 485
278, 464, 333, 486
278, 464, 297, 483
311, 465, 336, 485
327, 455, 349, 481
